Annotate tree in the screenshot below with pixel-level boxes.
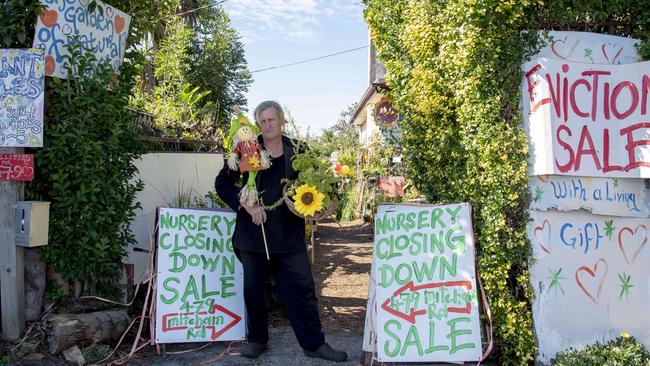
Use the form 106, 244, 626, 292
186, 1, 252, 128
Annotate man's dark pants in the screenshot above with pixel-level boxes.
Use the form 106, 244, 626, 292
239, 249, 325, 352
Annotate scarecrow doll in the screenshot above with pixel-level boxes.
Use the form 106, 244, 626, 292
226, 113, 271, 206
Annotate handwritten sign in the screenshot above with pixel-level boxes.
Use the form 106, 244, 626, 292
33, 0, 131, 79
530, 176, 650, 218
538, 31, 640, 65
155, 208, 245, 343
367, 203, 482, 362
528, 210, 650, 363
522, 58, 650, 178
0, 49, 44, 147
0, 154, 34, 181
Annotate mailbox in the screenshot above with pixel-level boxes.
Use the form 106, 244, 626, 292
15, 201, 50, 247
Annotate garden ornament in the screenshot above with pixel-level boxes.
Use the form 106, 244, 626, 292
226, 112, 271, 207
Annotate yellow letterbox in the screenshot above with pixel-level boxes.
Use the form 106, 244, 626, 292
15, 201, 50, 247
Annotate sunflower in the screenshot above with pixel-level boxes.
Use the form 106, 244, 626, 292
293, 184, 325, 217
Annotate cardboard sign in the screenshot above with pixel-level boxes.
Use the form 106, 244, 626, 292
522, 58, 650, 178
155, 208, 245, 343
0, 154, 34, 181
33, 0, 131, 79
528, 210, 650, 364
529, 176, 650, 218
537, 31, 640, 65
366, 203, 482, 362
0, 49, 45, 147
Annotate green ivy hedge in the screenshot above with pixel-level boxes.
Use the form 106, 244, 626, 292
364, 0, 649, 364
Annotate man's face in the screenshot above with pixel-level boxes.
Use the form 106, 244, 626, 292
257, 107, 284, 142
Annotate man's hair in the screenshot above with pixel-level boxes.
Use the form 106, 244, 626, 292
254, 100, 285, 125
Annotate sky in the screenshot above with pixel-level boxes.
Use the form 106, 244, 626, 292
221, 0, 370, 135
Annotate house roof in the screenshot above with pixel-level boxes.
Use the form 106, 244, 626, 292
350, 80, 388, 125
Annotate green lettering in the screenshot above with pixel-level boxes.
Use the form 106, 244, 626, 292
169, 252, 186, 272
201, 255, 220, 272
178, 215, 190, 235
383, 320, 401, 357
439, 253, 457, 280
222, 255, 235, 275
395, 263, 412, 285
225, 216, 236, 236
211, 215, 223, 235
187, 214, 197, 230
430, 208, 446, 229
220, 276, 236, 298
417, 210, 429, 229
181, 276, 199, 303
201, 274, 220, 298
446, 226, 466, 253
412, 257, 438, 282
198, 215, 210, 231
447, 317, 475, 354
445, 205, 462, 224
406, 212, 416, 230
161, 277, 180, 304
401, 325, 423, 356
426, 319, 449, 353
409, 232, 422, 256
159, 232, 171, 249
429, 231, 445, 253
379, 264, 394, 288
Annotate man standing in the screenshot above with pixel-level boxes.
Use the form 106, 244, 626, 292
215, 100, 347, 362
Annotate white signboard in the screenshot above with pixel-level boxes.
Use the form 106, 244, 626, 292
528, 210, 650, 364
0, 49, 44, 147
33, 0, 131, 79
530, 176, 650, 217
370, 203, 482, 362
155, 208, 245, 343
522, 58, 650, 178
537, 31, 640, 65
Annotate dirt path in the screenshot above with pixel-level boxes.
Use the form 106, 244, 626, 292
312, 219, 374, 333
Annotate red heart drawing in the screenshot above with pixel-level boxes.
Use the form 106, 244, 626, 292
601, 43, 624, 64
618, 225, 647, 265
550, 36, 580, 60
39, 9, 58, 28
575, 258, 608, 304
534, 219, 552, 254
114, 15, 126, 34
44, 55, 56, 76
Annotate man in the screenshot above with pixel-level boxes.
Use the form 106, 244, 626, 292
215, 100, 347, 362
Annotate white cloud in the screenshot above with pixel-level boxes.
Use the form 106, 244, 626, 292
224, 0, 364, 43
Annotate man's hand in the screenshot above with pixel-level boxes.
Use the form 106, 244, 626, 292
242, 203, 266, 225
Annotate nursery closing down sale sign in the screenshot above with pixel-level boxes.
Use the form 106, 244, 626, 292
155, 208, 245, 343
365, 203, 482, 363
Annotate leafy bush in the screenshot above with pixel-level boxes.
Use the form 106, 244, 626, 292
27, 41, 144, 298
552, 335, 650, 366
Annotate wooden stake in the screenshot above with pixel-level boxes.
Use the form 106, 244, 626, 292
0, 147, 25, 340
260, 223, 270, 260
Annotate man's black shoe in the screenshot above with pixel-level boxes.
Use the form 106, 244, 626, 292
303, 343, 347, 362
241, 342, 267, 358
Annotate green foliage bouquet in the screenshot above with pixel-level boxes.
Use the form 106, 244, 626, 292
283, 147, 339, 220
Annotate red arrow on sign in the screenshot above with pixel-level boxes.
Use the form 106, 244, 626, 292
381, 280, 473, 324
161, 304, 242, 340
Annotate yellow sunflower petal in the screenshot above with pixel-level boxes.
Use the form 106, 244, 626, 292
292, 184, 325, 217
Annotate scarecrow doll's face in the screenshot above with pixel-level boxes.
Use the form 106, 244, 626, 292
236, 126, 255, 142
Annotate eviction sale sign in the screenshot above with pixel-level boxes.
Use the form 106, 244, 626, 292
369, 203, 482, 362
155, 208, 245, 343
522, 58, 650, 178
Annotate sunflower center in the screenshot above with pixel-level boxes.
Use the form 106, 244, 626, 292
300, 192, 314, 205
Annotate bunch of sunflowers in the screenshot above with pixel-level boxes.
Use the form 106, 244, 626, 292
284, 148, 338, 219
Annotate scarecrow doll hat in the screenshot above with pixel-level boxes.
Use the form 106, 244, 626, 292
226, 112, 260, 152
